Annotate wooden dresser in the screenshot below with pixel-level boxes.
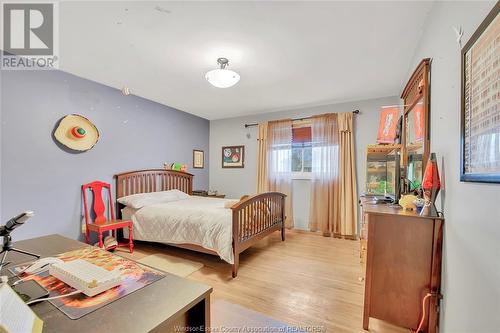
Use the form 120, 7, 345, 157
360, 198, 443, 332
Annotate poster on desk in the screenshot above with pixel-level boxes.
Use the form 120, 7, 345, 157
10, 248, 165, 320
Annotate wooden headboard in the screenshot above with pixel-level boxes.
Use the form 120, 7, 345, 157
114, 169, 193, 198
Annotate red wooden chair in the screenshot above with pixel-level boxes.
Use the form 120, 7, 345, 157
82, 181, 133, 253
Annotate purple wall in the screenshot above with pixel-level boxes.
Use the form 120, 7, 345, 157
0, 70, 209, 241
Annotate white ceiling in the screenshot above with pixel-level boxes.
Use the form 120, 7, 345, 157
59, 1, 434, 120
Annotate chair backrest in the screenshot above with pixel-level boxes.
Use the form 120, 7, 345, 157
82, 181, 115, 225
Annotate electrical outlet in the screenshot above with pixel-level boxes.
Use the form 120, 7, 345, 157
81, 224, 86, 234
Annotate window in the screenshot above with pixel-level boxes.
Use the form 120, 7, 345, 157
270, 144, 292, 174
292, 126, 312, 178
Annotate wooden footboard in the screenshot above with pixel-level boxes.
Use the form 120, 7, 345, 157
230, 192, 286, 277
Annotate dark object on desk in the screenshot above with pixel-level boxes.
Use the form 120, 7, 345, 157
12, 280, 49, 303
361, 202, 443, 333
0, 211, 40, 270
2, 235, 212, 332
366, 196, 394, 205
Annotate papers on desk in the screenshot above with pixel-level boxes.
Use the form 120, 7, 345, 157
0, 282, 43, 333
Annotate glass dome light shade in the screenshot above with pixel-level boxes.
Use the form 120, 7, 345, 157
205, 68, 240, 88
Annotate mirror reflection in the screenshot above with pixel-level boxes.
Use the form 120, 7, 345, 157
405, 98, 425, 190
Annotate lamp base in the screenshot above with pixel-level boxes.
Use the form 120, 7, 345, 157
419, 202, 438, 217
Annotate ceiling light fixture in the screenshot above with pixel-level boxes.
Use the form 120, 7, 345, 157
205, 58, 240, 88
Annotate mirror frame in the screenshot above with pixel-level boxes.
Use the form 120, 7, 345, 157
401, 58, 431, 182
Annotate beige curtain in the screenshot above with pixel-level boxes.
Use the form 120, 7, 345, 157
337, 112, 357, 238
256, 123, 269, 193
309, 114, 339, 235
309, 112, 358, 238
256, 120, 294, 228
268, 120, 294, 228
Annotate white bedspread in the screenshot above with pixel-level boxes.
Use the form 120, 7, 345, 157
122, 197, 234, 264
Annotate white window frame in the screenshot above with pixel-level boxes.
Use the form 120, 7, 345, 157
293, 171, 312, 180
291, 121, 313, 180
292, 145, 312, 180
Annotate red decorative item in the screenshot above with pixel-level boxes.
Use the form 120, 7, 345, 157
82, 181, 134, 252
377, 107, 400, 144
420, 153, 440, 217
70, 126, 86, 139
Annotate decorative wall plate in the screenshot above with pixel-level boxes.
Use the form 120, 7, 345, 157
53, 114, 99, 152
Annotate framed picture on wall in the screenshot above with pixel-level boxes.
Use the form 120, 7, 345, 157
460, 2, 500, 183
193, 149, 204, 169
222, 146, 245, 168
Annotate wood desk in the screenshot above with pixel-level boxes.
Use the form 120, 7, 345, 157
1, 234, 212, 333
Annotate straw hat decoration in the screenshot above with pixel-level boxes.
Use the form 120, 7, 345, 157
53, 114, 99, 152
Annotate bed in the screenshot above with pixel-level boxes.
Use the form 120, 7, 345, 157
114, 169, 286, 277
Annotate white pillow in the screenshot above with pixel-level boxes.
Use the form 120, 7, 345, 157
171, 189, 190, 200
118, 190, 190, 209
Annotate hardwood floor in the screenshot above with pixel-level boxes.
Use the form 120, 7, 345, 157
116, 230, 407, 333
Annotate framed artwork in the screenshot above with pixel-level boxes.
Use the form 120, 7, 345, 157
193, 149, 204, 169
461, 2, 500, 183
377, 107, 400, 144
222, 145, 244, 168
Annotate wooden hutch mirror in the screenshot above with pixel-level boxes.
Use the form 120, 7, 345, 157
401, 58, 430, 191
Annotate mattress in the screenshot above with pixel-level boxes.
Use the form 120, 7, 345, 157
121, 196, 235, 264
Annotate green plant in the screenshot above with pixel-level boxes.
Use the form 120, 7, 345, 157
375, 181, 385, 194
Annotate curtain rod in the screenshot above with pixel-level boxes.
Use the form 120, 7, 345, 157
244, 110, 360, 128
